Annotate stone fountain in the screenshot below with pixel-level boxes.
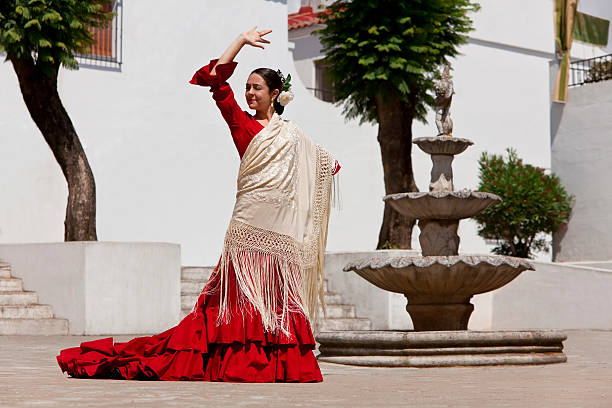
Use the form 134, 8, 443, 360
317, 67, 567, 367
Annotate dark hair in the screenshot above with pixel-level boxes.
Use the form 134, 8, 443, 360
250, 68, 285, 115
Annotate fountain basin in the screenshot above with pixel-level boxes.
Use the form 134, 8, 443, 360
384, 190, 501, 220
316, 330, 567, 367
413, 136, 473, 155
345, 255, 534, 330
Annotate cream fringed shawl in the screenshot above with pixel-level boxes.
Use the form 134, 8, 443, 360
203, 113, 335, 335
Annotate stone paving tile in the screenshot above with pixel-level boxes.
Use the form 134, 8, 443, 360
0, 330, 611, 408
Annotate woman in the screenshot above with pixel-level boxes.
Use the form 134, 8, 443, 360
56, 27, 338, 383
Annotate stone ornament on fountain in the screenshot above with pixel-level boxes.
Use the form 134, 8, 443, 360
435, 65, 454, 137
316, 66, 567, 367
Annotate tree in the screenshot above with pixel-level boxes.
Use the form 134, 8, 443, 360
0, 0, 112, 241
474, 149, 574, 258
318, 0, 479, 249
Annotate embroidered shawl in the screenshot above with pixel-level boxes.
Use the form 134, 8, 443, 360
205, 113, 335, 334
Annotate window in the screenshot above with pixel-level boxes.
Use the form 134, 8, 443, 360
76, 0, 123, 69
313, 59, 336, 103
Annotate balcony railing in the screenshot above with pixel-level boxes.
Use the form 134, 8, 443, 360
568, 53, 612, 87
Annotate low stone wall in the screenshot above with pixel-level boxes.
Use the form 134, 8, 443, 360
474, 261, 612, 330
325, 251, 612, 330
0, 242, 181, 335
324, 250, 418, 330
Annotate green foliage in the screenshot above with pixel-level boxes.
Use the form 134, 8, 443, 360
379, 240, 398, 250
0, 0, 113, 75
474, 149, 574, 258
283, 73, 292, 92
586, 59, 612, 84
317, 0, 479, 124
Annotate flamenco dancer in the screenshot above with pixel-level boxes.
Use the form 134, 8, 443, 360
56, 27, 339, 382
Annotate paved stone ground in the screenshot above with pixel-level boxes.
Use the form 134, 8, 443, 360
0, 330, 611, 408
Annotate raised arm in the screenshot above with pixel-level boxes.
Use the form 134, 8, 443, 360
211, 27, 272, 76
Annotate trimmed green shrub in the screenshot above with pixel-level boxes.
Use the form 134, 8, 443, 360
474, 148, 574, 258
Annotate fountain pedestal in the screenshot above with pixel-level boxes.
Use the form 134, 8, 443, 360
405, 303, 472, 331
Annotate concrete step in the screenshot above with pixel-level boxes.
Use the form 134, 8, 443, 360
0, 318, 69, 335
180, 308, 368, 330
324, 293, 343, 304
181, 266, 214, 281
0, 304, 54, 319
0, 278, 24, 292
181, 294, 199, 311
183, 293, 348, 310
319, 304, 356, 318
0, 292, 38, 305
181, 280, 206, 295
0, 263, 11, 278
180, 307, 369, 331
317, 318, 372, 331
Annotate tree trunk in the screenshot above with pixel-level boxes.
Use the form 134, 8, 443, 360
375, 94, 418, 249
11, 57, 97, 241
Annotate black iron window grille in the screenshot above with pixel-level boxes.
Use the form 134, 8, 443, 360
568, 53, 612, 87
312, 59, 337, 102
75, 0, 123, 70
306, 87, 337, 103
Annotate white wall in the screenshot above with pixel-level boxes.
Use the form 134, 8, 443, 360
551, 80, 612, 261
0, 0, 565, 265
0, 0, 381, 266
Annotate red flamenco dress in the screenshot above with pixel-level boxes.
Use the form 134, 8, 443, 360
56, 60, 337, 382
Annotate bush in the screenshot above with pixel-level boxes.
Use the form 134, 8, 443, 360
474, 148, 573, 258
586, 59, 612, 84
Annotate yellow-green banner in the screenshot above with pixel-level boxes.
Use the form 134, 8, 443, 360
553, 0, 579, 102
574, 11, 609, 46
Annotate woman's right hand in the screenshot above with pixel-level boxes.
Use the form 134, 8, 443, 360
240, 27, 272, 49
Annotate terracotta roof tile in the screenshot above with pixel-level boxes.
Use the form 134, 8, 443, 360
288, 6, 330, 31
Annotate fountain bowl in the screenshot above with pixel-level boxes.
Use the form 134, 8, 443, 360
344, 255, 533, 300
383, 190, 501, 220
413, 136, 473, 155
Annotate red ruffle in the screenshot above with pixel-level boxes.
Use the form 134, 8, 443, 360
189, 59, 238, 88
56, 264, 322, 383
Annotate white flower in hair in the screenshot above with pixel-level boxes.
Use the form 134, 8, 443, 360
278, 91, 294, 106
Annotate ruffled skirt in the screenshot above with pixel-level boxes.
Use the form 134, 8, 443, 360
56, 263, 322, 382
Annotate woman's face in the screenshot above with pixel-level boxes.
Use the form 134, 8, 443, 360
245, 73, 279, 112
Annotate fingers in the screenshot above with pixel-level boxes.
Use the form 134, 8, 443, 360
258, 29, 273, 36
246, 39, 265, 49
